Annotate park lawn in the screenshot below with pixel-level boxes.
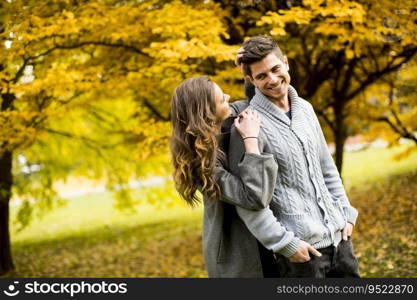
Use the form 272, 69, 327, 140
341, 143, 417, 189
8, 194, 206, 277
5, 144, 417, 277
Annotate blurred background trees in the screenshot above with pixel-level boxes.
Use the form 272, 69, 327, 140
0, 0, 416, 275
254, 0, 417, 172
0, 0, 236, 274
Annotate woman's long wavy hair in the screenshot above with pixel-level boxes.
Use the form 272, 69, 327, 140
170, 76, 221, 206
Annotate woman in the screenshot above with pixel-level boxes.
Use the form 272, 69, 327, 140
170, 76, 279, 277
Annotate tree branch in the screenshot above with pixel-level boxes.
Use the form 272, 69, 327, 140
316, 110, 336, 132
141, 98, 170, 122
376, 116, 417, 144
44, 128, 122, 151
339, 57, 358, 97
27, 40, 151, 62
347, 47, 417, 100
11, 58, 30, 84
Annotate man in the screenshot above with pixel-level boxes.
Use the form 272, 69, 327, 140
229, 36, 360, 277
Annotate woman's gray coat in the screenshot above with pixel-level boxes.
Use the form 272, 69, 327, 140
202, 101, 278, 277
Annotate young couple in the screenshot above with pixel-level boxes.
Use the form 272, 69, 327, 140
170, 36, 360, 278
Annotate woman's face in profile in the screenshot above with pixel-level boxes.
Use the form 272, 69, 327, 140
213, 83, 231, 122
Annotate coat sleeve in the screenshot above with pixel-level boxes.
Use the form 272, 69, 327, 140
307, 103, 358, 225
214, 99, 277, 211
228, 126, 300, 257
214, 151, 278, 210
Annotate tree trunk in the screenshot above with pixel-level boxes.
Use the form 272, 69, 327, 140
334, 127, 346, 176
332, 101, 347, 176
0, 92, 16, 275
0, 150, 14, 275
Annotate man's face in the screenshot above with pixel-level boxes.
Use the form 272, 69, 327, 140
248, 52, 290, 102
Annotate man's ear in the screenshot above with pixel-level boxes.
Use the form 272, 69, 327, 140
282, 56, 289, 71
246, 75, 254, 85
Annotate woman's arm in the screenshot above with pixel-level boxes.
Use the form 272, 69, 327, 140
214, 152, 278, 210
214, 109, 278, 210
227, 117, 301, 258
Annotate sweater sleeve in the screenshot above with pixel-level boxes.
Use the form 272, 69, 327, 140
236, 206, 301, 257
214, 153, 278, 210
228, 125, 300, 257
307, 103, 358, 225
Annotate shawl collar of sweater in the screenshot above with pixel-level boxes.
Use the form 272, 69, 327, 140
251, 85, 304, 128
251, 85, 310, 151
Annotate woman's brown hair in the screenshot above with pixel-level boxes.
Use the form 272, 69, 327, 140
170, 76, 221, 206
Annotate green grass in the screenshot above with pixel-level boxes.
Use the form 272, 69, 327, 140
5, 144, 417, 277
9, 193, 205, 277
342, 144, 417, 189
11, 191, 201, 245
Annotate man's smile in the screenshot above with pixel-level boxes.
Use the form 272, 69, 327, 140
267, 78, 285, 90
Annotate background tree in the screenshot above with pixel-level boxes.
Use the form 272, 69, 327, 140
2, 0, 416, 276
212, 0, 417, 173
0, 0, 236, 275
257, 0, 417, 173
362, 61, 417, 157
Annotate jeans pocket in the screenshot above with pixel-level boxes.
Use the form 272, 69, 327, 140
287, 259, 314, 277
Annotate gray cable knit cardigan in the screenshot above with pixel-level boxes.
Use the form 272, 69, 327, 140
229, 86, 358, 259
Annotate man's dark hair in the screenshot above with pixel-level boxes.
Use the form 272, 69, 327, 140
238, 36, 285, 77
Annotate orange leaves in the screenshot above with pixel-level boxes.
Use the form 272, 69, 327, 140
143, 1, 234, 63
258, 0, 415, 60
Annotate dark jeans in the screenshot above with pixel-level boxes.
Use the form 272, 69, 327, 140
257, 241, 280, 277
274, 238, 360, 278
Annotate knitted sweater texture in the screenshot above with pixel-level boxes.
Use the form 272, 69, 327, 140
229, 86, 358, 258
